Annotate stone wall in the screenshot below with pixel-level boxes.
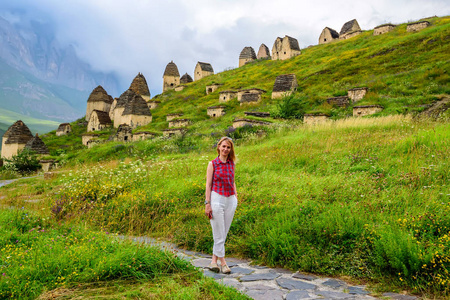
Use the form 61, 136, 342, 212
207, 106, 226, 118
237, 89, 265, 102
133, 132, 156, 141
319, 27, 339, 44
168, 119, 191, 128
147, 101, 161, 110
348, 87, 368, 103
272, 36, 301, 61
194, 62, 214, 81
353, 105, 383, 117
219, 91, 237, 102
233, 118, 270, 128
87, 111, 111, 132
163, 75, 180, 92
327, 96, 350, 107
163, 128, 186, 137
407, 21, 430, 32
113, 107, 126, 128
166, 113, 183, 121
86, 101, 111, 122
174, 85, 186, 92
1, 143, 26, 160
82, 134, 99, 146
303, 114, 330, 125
206, 84, 222, 94
340, 30, 362, 40
240, 93, 261, 105
121, 114, 152, 129
373, 24, 395, 35
56, 124, 72, 136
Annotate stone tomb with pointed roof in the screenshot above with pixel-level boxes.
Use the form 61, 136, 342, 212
1, 120, 34, 159
353, 105, 383, 117
319, 27, 340, 44
206, 83, 223, 95
129, 73, 151, 101
303, 113, 330, 125
163, 61, 180, 92
85, 85, 113, 121
56, 123, 72, 136
272, 36, 301, 60
194, 62, 214, 81
112, 124, 133, 142
111, 90, 134, 127
239, 46, 257, 67
340, 19, 362, 40
207, 106, 226, 118
373, 24, 396, 35
219, 91, 237, 103
121, 93, 152, 128
180, 73, 193, 84
25, 134, 49, 155
238, 88, 266, 105
257, 44, 271, 59
348, 87, 368, 103
272, 74, 298, 99
407, 21, 430, 32
88, 110, 112, 132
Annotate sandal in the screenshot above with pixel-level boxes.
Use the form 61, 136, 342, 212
207, 262, 220, 273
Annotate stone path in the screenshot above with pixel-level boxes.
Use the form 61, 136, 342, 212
125, 236, 418, 300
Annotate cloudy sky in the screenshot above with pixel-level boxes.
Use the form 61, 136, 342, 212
1, 0, 449, 96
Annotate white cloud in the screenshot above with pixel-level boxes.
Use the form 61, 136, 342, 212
1, 0, 449, 95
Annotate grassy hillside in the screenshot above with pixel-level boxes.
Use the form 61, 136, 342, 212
1, 16, 449, 298
0, 107, 60, 135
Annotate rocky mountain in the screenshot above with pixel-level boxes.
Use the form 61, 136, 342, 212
0, 16, 120, 128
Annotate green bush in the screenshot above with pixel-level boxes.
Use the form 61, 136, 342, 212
3, 149, 41, 174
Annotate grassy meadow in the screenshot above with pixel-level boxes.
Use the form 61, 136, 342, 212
2, 115, 449, 298
1, 15, 449, 299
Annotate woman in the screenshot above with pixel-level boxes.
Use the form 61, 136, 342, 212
205, 136, 238, 274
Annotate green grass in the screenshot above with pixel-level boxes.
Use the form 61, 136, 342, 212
0, 208, 249, 299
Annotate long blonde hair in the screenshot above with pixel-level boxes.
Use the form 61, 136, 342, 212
216, 137, 235, 162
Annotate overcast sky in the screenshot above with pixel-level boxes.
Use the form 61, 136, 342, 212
1, 0, 449, 96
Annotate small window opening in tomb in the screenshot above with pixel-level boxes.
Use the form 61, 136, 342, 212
358, 112, 362, 115
223, 96, 226, 100
284, 52, 286, 54
169, 133, 174, 137
92, 128, 95, 131
124, 136, 128, 141
208, 88, 212, 93
324, 38, 327, 42
213, 113, 216, 117
66, 131, 69, 133
170, 83, 174, 86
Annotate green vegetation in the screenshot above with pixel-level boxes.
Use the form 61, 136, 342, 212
0, 209, 248, 299
1, 16, 450, 299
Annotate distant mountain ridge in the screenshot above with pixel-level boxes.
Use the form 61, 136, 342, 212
0, 15, 120, 132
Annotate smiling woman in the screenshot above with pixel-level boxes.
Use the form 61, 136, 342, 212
204, 136, 238, 274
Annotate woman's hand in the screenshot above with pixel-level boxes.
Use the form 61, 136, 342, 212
205, 203, 212, 219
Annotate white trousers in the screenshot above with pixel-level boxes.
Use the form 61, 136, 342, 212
210, 191, 237, 258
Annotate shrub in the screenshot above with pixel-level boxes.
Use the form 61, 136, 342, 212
3, 149, 41, 174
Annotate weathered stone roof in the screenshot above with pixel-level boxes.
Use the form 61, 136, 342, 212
257, 44, 270, 59
24, 134, 49, 154
129, 73, 150, 97
239, 88, 267, 94
166, 113, 183, 116
285, 35, 300, 51
197, 62, 214, 72
374, 23, 395, 29
87, 85, 113, 104
241, 93, 260, 103
354, 105, 384, 108
3, 120, 33, 144
407, 20, 430, 26
220, 90, 237, 94
208, 105, 226, 109
56, 123, 71, 131
324, 27, 339, 38
239, 47, 256, 60
245, 112, 270, 118
348, 87, 368, 91
163, 61, 180, 77
92, 110, 112, 125
180, 73, 193, 84
116, 89, 136, 108
122, 94, 152, 116
273, 74, 298, 92
340, 19, 361, 35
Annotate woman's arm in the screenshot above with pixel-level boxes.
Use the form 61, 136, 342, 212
205, 161, 214, 218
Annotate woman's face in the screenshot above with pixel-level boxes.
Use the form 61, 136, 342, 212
219, 140, 231, 158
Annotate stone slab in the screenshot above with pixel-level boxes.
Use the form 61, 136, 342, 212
203, 270, 226, 280
286, 291, 312, 300
218, 278, 245, 291
276, 278, 317, 290
245, 289, 285, 300
292, 272, 318, 281
382, 293, 418, 300
231, 267, 254, 275
316, 290, 355, 299
348, 286, 370, 295
323, 278, 347, 289
192, 258, 211, 268
240, 272, 280, 282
